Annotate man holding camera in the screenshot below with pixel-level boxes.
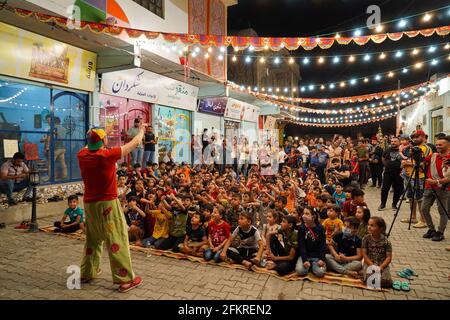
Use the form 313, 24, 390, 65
400, 130, 432, 228
422, 135, 450, 242
329, 158, 352, 189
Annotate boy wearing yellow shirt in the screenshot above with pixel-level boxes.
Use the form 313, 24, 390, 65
322, 205, 344, 245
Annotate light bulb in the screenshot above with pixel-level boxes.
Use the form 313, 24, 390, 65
364, 54, 371, 61
379, 52, 386, 59
348, 55, 355, 62
259, 57, 266, 63
232, 55, 237, 62
274, 57, 281, 64
412, 48, 420, 55
245, 56, 251, 63
423, 13, 432, 22
303, 57, 310, 65
398, 19, 407, 28
375, 25, 383, 33
333, 56, 340, 64
318, 57, 325, 64
289, 57, 295, 64
354, 29, 362, 37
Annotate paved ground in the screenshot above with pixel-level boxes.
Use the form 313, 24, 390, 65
0, 187, 449, 300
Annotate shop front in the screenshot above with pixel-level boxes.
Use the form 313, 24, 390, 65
0, 22, 96, 184
224, 98, 260, 144
100, 68, 199, 164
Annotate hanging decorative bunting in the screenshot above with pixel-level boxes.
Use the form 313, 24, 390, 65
7, 5, 450, 52
283, 112, 398, 127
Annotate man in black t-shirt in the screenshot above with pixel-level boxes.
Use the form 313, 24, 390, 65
378, 137, 404, 211
143, 126, 157, 165
329, 158, 352, 188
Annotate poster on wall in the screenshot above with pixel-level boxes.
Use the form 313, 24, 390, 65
0, 22, 97, 92
224, 98, 243, 120
154, 105, 191, 163
197, 97, 227, 116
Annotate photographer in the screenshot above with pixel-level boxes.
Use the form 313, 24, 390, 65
400, 130, 432, 228
378, 137, 404, 211
422, 135, 450, 242
328, 158, 352, 189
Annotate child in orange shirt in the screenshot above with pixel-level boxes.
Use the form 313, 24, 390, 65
322, 205, 344, 245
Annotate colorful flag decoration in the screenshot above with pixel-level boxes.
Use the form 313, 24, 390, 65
74, 0, 129, 24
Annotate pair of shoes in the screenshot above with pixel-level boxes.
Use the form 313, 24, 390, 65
392, 280, 410, 292
0, 223, 6, 229
423, 229, 436, 239
401, 218, 418, 224
47, 195, 63, 202
391, 205, 398, 210
413, 221, 427, 228
378, 205, 386, 211
118, 276, 142, 293
432, 231, 445, 242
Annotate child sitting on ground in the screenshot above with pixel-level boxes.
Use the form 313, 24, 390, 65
54, 195, 84, 233
362, 216, 393, 288
221, 212, 264, 270
116, 162, 128, 178
323, 177, 336, 196
342, 188, 367, 218
265, 215, 298, 276
325, 217, 363, 278
124, 196, 146, 247
204, 207, 231, 263
315, 194, 330, 222
261, 211, 281, 247
333, 182, 347, 208
144, 201, 171, 249
322, 205, 344, 245
179, 212, 208, 257
117, 175, 130, 201
355, 206, 371, 239
158, 193, 188, 252
295, 206, 327, 278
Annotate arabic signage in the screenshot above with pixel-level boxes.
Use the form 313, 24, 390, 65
197, 97, 227, 116
100, 68, 199, 111
224, 98, 260, 122
0, 22, 96, 92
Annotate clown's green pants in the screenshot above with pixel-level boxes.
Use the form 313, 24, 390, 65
81, 199, 135, 284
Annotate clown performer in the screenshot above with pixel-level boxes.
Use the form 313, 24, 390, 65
77, 124, 147, 293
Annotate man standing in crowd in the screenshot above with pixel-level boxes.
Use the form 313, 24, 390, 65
77, 124, 147, 293
369, 136, 383, 188
378, 137, 404, 211
0, 152, 33, 205
127, 118, 144, 166
297, 139, 310, 168
401, 130, 432, 228
143, 126, 157, 165
357, 139, 370, 189
422, 135, 450, 242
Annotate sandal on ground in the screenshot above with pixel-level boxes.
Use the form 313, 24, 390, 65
118, 276, 143, 293
401, 281, 410, 292
402, 268, 418, 277
397, 270, 413, 280
0, 223, 5, 229
392, 280, 401, 291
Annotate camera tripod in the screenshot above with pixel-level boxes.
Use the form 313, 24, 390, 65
387, 162, 449, 238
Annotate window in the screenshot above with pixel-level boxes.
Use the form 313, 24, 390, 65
132, 0, 164, 18
0, 78, 88, 184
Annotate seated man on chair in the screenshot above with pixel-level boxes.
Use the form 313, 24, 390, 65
0, 152, 33, 205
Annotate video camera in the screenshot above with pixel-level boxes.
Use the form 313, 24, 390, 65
410, 146, 424, 164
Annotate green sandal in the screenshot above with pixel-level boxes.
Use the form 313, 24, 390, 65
392, 280, 401, 291
397, 270, 412, 280
401, 281, 410, 292
403, 268, 418, 277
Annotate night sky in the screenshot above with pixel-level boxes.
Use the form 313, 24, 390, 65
227, 0, 450, 136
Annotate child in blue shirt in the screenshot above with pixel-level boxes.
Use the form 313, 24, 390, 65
54, 195, 84, 233
333, 182, 347, 208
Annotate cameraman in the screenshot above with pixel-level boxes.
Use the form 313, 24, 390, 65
378, 137, 404, 211
329, 158, 352, 189
422, 135, 450, 242
400, 130, 432, 228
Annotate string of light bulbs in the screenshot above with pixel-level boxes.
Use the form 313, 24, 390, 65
227, 54, 449, 95
0, 87, 28, 103
284, 111, 398, 127
277, 96, 420, 115
225, 42, 450, 65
